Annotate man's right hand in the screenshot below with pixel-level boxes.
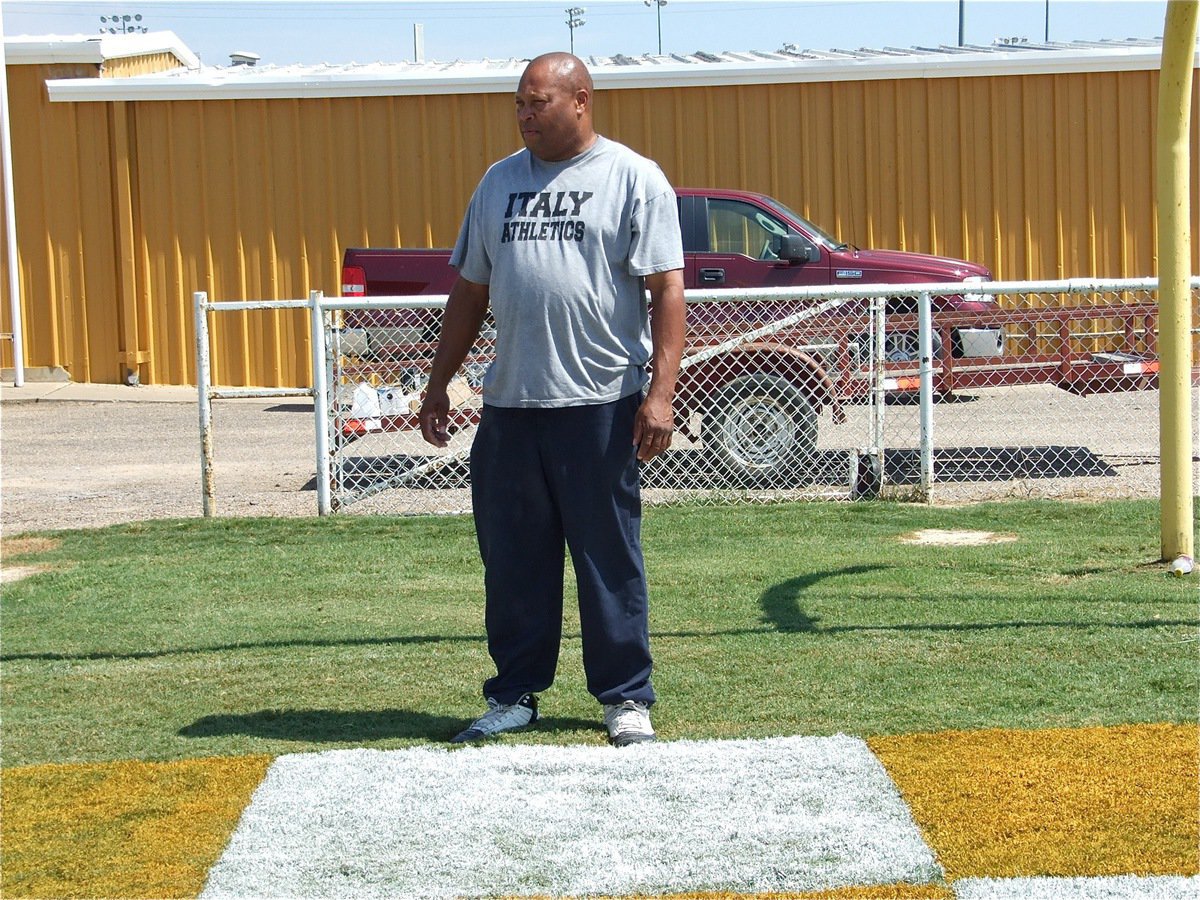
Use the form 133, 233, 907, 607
417, 275, 491, 448
418, 389, 452, 447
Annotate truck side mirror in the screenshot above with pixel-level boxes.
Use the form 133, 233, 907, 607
777, 234, 820, 264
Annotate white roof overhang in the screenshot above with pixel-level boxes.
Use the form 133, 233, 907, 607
42, 41, 1184, 103
5, 31, 199, 69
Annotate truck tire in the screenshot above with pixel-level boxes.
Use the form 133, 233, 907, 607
703, 374, 818, 485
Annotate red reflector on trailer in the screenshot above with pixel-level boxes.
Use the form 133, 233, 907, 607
341, 265, 367, 296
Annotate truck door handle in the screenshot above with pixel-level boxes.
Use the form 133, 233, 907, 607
699, 267, 725, 284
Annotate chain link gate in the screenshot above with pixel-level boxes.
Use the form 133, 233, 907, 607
310, 279, 1195, 515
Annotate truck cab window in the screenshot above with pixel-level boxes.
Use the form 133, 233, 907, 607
707, 199, 791, 260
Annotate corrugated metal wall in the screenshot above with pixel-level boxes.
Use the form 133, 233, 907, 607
602, 73, 1178, 282
2, 64, 1197, 385
1, 62, 126, 383
104, 52, 186, 78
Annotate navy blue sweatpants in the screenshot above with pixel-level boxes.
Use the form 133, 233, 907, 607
469, 392, 655, 708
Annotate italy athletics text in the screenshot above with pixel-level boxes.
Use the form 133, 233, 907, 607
502, 190, 594, 244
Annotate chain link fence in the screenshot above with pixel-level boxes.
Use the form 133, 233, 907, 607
875, 285, 1184, 504
317, 280, 1196, 514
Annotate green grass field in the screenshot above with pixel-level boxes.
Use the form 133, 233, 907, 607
1, 498, 1195, 767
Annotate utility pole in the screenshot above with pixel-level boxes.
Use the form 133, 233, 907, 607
565, 7, 586, 55
958, 0, 965, 46
645, 0, 667, 55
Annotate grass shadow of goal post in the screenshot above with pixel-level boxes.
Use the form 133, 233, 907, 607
759, 565, 886, 633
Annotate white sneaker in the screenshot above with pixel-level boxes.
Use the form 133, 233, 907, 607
603, 700, 656, 746
451, 693, 538, 743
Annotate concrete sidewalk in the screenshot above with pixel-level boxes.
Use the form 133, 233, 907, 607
1, 380, 199, 404
0, 381, 314, 405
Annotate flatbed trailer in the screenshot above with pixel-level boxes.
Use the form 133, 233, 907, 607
866, 301, 1160, 398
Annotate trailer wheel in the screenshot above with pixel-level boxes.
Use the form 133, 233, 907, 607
703, 375, 818, 485
850, 329, 943, 364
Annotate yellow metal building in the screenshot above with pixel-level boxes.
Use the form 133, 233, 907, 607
2, 35, 1196, 386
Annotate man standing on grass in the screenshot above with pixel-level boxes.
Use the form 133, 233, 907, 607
418, 51, 685, 746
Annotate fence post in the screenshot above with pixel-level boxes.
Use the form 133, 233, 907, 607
918, 290, 935, 501
194, 291, 215, 517
310, 290, 332, 516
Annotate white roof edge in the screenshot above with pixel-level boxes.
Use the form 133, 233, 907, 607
45, 43, 1182, 103
5, 31, 199, 68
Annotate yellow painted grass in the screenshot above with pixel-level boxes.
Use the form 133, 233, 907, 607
1, 754, 272, 899
869, 723, 1200, 880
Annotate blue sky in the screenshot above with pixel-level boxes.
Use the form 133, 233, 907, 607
2, 0, 1171, 67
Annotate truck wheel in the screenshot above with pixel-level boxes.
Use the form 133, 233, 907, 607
703, 375, 818, 485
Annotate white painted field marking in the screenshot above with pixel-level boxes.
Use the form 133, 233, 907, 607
955, 875, 1200, 899
201, 734, 942, 898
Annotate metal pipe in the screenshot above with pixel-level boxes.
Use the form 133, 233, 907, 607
329, 304, 347, 511
0, 9, 25, 387
919, 290, 935, 500
310, 290, 332, 516
679, 296, 852, 369
1155, 0, 1197, 566
325, 296, 342, 512
208, 387, 313, 400
205, 299, 311, 311
194, 292, 215, 517
871, 296, 886, 476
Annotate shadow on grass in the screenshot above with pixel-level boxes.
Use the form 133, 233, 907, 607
759, 567, 1198, 635
0, 633, 486, 663
7, 609, 1195, 662
760, 566, 881, 632
178, 708, 598, 744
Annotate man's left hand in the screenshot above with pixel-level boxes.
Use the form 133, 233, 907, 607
633, 394, 674, 461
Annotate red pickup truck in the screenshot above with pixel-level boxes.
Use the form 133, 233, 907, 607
338, 188, 997, 482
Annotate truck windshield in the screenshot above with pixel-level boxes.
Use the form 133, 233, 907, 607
761, 197, 848, 251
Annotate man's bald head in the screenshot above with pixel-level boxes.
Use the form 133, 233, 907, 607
515, 52, 597, 161
522, 52, 594, 96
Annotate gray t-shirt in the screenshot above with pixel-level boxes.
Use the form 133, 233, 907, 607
450, 136, 684, 408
